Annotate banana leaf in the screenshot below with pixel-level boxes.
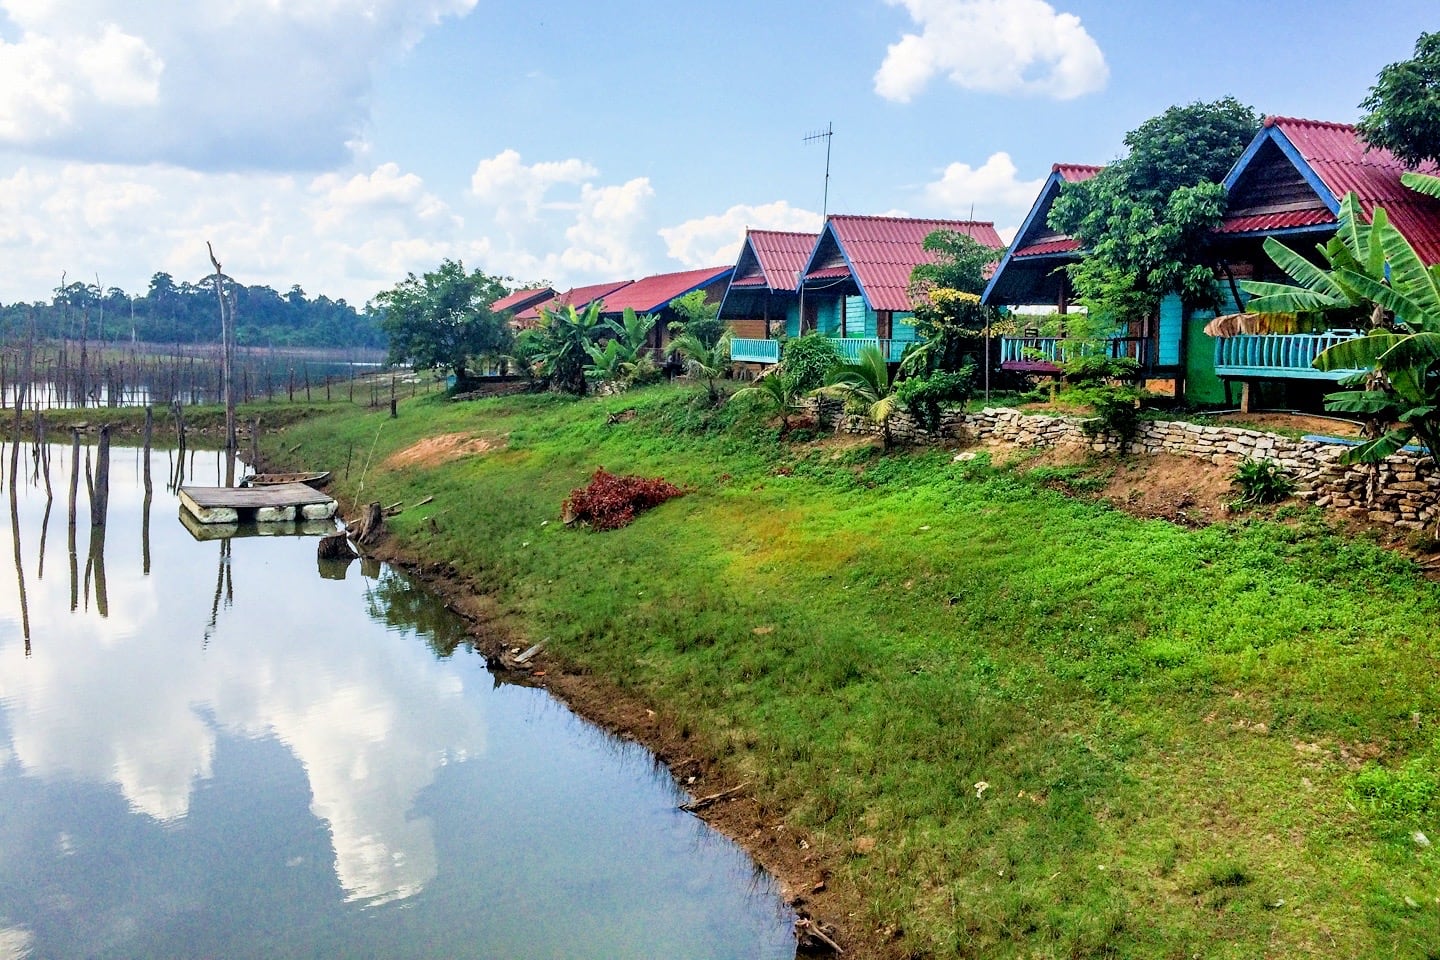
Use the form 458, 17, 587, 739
1321, 389, 1401, 415
1314, 332, 1404, 372
1401, 172, 1440, 200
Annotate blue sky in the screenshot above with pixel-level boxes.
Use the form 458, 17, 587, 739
0, 0, 1434, 307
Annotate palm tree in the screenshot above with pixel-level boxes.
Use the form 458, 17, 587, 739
814, 344, 900, 448
668, 329, 733, 404
729, 369, 804, 435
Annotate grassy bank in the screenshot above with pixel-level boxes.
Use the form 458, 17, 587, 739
272, 383, 1440, 958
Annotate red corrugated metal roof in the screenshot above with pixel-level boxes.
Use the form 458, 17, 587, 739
729, 274, 769, 287
1054, 163, 1102, 183
597, 266, 732, 314
747, 230, 819, 291
492, 286, 555, 313
1268, 117, 1440, 264
811, 216, 1004, 312
513, 279, 633, 322
805, 266, 851, 280
1013, 238, 1081, 258
1215, 209, 1335, 235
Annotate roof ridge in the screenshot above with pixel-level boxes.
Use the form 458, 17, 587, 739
1266, 116, 1356, 133
828, 213, 997, 227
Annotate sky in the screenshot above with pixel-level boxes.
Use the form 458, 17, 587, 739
0, 0, 1434, 308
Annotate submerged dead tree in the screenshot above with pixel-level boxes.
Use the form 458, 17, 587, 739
208, 241, 238, 485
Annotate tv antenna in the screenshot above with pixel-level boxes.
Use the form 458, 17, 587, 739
803, 122, 834, 218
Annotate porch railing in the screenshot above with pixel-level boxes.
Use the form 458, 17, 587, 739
833, 337, 915, 364
1000, 336, 1151, 371
731, 338, 781, 364
1213, 332, 1366, 380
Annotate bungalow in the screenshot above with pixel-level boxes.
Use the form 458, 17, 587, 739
593, 265, 733, 357
511, 280, 634, 328
985, 119, 1440, 407
1196, 116, 1440, 407
493, 286, 556, 330
718, 229, 819, 365
730, 215, 1004, 365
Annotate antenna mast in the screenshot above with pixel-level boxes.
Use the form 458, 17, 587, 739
803, 122, 834, 218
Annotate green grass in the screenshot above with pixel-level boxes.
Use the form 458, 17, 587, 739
271, 382, 1440, 958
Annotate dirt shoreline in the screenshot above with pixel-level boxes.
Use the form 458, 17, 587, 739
361, 535, 877, 958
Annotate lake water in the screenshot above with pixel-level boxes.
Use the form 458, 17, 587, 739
0, 442, 795, 959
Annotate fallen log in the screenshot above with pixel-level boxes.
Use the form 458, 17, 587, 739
794, 915, 844, 956
680, 782, 749, 813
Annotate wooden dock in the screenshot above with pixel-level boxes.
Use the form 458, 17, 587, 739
179, 482, 337, 525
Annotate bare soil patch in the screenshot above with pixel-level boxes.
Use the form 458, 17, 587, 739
1209, 411, 1363, 439
382, 432, 504, 470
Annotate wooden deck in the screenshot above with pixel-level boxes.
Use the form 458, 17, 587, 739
179, 482, 337, 525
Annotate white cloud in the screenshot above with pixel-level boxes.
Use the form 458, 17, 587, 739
925, 152, 1046, 216
658, 201, 823, 268
0, 150, 671, 307
468, 150, 660, 285
0, 0, 478, 170
0, 159, 476, 306
875, 0, 1108, 102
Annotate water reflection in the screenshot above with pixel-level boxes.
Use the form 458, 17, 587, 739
0, 441, 795, 959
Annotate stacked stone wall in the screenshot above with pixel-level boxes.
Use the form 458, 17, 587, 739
804, 399, 1440, 530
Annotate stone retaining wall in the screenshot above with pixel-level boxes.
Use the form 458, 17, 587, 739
807, 399, 1440, 530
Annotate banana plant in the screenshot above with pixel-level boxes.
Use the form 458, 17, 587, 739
1245, 183, 1440, 466
668, 329, 733, 405
584, 308, 658, 388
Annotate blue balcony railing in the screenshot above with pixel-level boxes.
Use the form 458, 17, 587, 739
731, 338, 781, 364
1213, 332, 1367, 380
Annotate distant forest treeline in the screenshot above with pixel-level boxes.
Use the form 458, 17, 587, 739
0, 272, 384, 349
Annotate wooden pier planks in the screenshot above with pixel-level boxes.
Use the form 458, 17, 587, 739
179, 482, 337, 524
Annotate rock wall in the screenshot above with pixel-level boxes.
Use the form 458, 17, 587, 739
808, 400, 1440, 530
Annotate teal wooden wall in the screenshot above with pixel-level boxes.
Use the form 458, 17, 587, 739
894, 310, 917, 341
1158, 294, 1183, 367
784, 302, 801, 337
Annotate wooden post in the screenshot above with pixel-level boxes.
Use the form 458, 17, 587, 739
305, 363, 311, 402
143, 406, 153, 496
1240, 381, 1254, 414
390, 376, 397, 419
92, 425, 110, 527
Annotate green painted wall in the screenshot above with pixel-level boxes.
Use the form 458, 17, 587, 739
1184, 310, 1227, 405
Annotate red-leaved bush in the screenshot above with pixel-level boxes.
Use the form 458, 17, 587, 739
562, 468, 684, 530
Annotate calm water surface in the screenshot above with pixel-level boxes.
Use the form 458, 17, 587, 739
0, 442, 795, 959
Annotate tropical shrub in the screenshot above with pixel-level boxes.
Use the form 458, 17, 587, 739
1075, 386, 1144, 453
816, 344, 901, 448
780, 333, 842, 392
895, 365, 974, 433
666, 290, 725, 347
561, 468, 684, 531
729, 370, 806, 435
1231, 458, 1295, 505
668, 330, 734, 405
531, 301, 609, 396
585, 307, 659, 390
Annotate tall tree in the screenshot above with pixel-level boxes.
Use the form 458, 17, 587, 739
1358, 32, 1440, 168
1049, 98, 1261, 323
372, 259, 512, 386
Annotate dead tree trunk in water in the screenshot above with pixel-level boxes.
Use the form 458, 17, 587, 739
91, 425, 110, 527
207, 241, 237, 485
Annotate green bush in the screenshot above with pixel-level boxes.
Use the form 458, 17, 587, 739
895, 365, 975, 433
1231, 458, 1295, 506
780, 333, 842, 392
1072, 385, 1144, 452
1062, 354, 1141, 387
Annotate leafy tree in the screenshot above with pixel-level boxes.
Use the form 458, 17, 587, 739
1358, 32, 1440, 168
1049, 98, 1261, 323
530, 301, 609, 395
816, 344, 902, 448
668, 329, 733, 405
373, 259, 511, 387
907, 231, 1005, 372
666, 289, 724, 347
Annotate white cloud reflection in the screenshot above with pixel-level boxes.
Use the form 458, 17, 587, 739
0, 450, 487, 904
